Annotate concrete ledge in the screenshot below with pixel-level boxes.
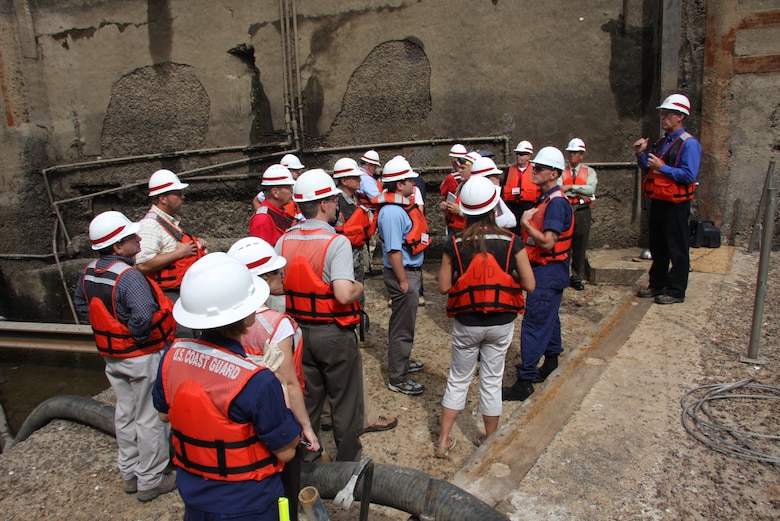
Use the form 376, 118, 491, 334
587, 248, 649, 285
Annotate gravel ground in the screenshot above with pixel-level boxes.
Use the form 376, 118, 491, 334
1, 249, 778, 520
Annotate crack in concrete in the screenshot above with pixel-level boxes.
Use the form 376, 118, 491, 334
48, 21, 147, 49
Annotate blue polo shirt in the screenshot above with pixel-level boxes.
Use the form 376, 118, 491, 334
378, 203, 424, 268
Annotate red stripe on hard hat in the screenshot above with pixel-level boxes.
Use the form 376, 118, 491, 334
334, 168, 354, 175
462, 191, 497, 211
450, 151, 466, 157
384, 169, 410, 178
265, 175, 291, 182
472, 166, 495, 176
246, 256, 272, 270
672, 101, 689, 111
91, 226, 125, 245
152, 181, 174, 191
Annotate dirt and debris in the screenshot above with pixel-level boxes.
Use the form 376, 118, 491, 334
1, 250, 779, 520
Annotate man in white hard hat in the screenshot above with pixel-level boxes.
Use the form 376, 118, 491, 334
250, 164, 297, 247
503, 147, 574, 402
501, 140, 540, 234
280, 153, 305, 179
633, 93, 702, 305
153, 253, 300, 519
136, 169, 208, 330
440, 150, 480, 238
375, 156, 431, 396
276, 169, 366, 462
357, 149, 382, 200
440, 144, 467, 204
560, 138, 598, 291
74, 211, 177, 502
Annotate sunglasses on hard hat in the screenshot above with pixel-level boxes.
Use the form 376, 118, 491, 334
457, 158, 473, 166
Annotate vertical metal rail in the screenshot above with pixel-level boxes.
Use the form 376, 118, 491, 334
742, 186, 775, 364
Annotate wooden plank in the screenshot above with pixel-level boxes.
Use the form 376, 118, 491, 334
452, 289, 654, 505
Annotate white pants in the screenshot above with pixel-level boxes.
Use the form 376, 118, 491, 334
441, 320, 514, 417
105, 351, 170, 489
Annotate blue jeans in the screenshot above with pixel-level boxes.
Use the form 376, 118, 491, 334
516, 287, 564, 381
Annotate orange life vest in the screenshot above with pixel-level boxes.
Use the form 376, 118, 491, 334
284, 200, 301, 220
444, 191, 467, 231
335, 194, 377, 247
372, 193, 431, 255
561, 166, 595, 205
243, 308, 306, 393
81, 260, 175, 358
162, 338, 284, 481
142, 212, 207, 290
446, 234, 525, 316
523, 190, 574, 265
280, 229, 362, 326
502, 164, 541, 203
642, 132, 697, 203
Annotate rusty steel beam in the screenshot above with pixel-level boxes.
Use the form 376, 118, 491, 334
734, 54, 780, 74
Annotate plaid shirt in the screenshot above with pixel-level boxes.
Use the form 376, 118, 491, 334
135, 204, 182, 265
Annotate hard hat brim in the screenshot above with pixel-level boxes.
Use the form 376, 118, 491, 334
91, 221, 141, 250
149, 181, 189, 197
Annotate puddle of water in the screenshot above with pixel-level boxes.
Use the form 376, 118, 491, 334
0, 349, 108, 434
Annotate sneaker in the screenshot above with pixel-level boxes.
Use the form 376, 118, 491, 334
637, 286, 663, 298
502, 379, 534, 401
123, 477, 137, 494
388, 379, 425, 395
408, 359, 424, 373
655, 294, 685, 305
137, 472, 177, 503
532, 355, 559, 383
640, 249, 652, 260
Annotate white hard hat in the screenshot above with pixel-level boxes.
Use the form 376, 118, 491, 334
448, 144, 467, 159
657, 93, 690, 116
459, 177, 500, 216
89, 211, 140, 250
292, 169, 342, 202
531, 146, 566, 171
360, 150, 381, 166
514, 141, 534, 154
173, 252, 270, 329
228, 237, 287, 276
463, 151, 482, 165
280, 154, 305, 170
148, 169, 189, 197
333, 158, 362, 179
381, 156, 419, 183
470, 156, 503, 178
261, 164, 295, 186
565, 138, 587, 152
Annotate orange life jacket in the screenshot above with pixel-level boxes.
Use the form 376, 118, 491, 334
446, 234, 525, 316
444, 191, 467, 231
162, 338, 284, 481
642, 132, 697, 203
142, 212, 207, 289
561, 166, 595, 205
253, 202, 296, 240
81, 260, 175, 358
243, 308, 305, 393
523, 190, 574, 265
335, 195, 377, 247
502, 164, 540, 203
280, 229, 362, 326
372, 193, 431, 255
284, 200, 301, 220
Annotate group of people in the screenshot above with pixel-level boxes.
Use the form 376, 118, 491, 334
72, 92, 701, 519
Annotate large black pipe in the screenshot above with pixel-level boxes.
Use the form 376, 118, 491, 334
7, 394, 115, 450
301, 461, 508, 521
6, 395, 508, 520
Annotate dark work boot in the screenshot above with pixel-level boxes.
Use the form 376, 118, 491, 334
533, 355, 559, 383
502, 379, 534, 401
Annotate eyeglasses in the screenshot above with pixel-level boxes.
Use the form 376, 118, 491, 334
532, 165, 550, 173
660, 110, 682, 119
457, 158, 473, 166
165, 190, 184, 198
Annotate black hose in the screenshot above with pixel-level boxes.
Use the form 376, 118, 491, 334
8, 395, 115, 450
301, 461, 509, 521
6, 395, 508, 520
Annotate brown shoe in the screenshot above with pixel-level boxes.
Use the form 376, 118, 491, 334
637, 286, 664, 298
363, 415, 398, 434
655, 294, 685, 305
137, 472, 177, 503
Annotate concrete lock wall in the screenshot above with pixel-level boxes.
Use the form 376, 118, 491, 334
0, 0, 774, 322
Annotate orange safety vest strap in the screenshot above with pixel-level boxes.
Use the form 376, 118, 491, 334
523, 191, 574, 265
561, 166, 594, 205
642, 132, 696, 202
171, 427, 277, 477
143, 212, 206, 289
